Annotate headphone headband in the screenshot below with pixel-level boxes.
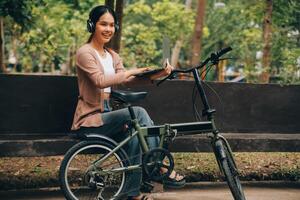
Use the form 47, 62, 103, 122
86, 5, 119, 33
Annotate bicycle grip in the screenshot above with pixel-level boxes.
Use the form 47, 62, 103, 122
216, 46, 232, 57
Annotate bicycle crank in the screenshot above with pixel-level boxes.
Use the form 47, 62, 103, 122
142, 148, 174, 182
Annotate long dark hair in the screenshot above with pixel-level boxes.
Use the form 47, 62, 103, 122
86, 5, 118, 43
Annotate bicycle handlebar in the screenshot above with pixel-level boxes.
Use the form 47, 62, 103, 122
216, 46, 232, 58
157, 46, 232, 86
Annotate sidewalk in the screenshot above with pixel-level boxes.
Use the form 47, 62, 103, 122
155, 181, 300, 200
1, 181, 299, 200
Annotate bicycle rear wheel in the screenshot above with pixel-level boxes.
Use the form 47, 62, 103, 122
214, 139, 246, 200
59, 140, 129, 200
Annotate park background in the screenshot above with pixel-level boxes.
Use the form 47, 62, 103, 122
0, 0, 300, 191
0, 0, 299, 84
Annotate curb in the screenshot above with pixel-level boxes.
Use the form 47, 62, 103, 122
0, 187, 62, 198
181, 180, 300, 190
1, 181, 299, 197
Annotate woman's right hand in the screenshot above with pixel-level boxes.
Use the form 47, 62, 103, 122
125, 67, 150, 78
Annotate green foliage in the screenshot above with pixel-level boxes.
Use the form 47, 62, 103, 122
278, 48, 300, 84
0, 0, 44, 31
271, 0, 300, 84
19, 1, 78, 71
121, 23, 160, 67
151, 1, 194, 42
121, 0, 194, 67
2, 0, 300, 84
202, 0, 265, 82
4, 0, 102, 72
201, 0, 300, 84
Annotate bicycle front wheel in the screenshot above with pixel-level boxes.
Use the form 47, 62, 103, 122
215, 139, 246, 200
59, 140, 129, 200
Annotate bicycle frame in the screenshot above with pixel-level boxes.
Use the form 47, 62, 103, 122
90, 47, 237, 176
89, 121, 215, 174
60, 46, 246, 200
90, 68, 225, 174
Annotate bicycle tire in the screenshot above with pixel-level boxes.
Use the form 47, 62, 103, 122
215, 140, 246, 200
59, 140, 129, 200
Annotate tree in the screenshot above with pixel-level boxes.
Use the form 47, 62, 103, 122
0, 0, 36, 73
105, 0, 114, 9
121, 2, 159, 67
271, 0, 300, 84
190, 0, 206, 66
170, 0, 192, 68
1, 0, 299, 84
0, 17, 4, 73
121, 0, 194, 68
260, 0, 273, 83
106, 0, 124, 53
201, 0, 265, 82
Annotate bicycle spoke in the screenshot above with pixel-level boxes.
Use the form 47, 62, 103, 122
149, 164, 159, 177
60, 141, 128, 200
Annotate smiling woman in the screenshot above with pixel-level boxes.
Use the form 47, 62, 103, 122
60, 4, 181, 200
89, 11, 116, 56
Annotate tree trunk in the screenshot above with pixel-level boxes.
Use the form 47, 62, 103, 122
260, 0, 273, 83
170, 0, 192, 68
0, 17, 6, 73
106, 0, 123, 53
171, 40, 183, 67
190, 0, 206, 66
12, 35, 18, 72
62, 43, 75, 75
105, 0, 115, 9
112, 0, 124, 53
217, 59, 226, 82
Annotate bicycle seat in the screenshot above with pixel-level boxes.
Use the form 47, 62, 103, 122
111, 90, 147, 103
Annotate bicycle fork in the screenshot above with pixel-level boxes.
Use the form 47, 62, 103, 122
211, 134, 239, 175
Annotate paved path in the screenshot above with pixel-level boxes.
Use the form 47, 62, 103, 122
1, 182, 299, 200
154, 186, 300, 200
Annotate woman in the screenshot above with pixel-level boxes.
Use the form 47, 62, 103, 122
71, 5, 184, 200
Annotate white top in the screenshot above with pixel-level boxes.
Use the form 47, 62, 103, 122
94, 49, 115, 93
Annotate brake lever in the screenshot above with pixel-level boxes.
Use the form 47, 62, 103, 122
210, 53, 219, 65
210, 57, 237, 66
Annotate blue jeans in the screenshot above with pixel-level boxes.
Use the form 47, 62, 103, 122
79, 106, 159, 197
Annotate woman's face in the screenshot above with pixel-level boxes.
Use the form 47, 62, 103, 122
94, 12, 115, 44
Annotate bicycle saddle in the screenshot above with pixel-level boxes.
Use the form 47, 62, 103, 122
111, 90, 147, 103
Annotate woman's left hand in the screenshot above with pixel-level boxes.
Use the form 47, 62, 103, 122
150, 59, 174, 80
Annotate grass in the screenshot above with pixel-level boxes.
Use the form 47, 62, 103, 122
173, 152, 300, 182
0, 153, 299, 190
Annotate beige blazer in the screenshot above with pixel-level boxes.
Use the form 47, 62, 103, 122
71, 43, 128, 130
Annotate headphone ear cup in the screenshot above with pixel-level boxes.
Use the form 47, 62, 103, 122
87, 19, 95, 33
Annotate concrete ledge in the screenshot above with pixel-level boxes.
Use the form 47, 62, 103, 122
0, 136, 78, 157
1, 76, 300, 156
1, 133, 300, 157
170, 133, 300, 152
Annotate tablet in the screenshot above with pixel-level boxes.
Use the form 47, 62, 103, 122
135, 68, 165, 77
